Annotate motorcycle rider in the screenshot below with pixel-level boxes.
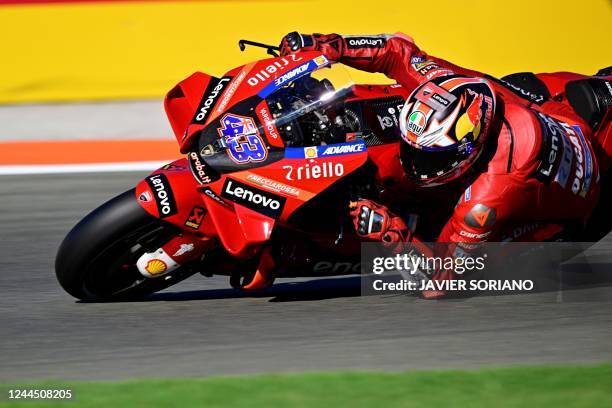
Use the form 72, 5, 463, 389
279, 32, 612, 297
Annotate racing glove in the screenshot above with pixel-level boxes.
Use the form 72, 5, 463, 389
279, 32, 344, 60
349, 199, 410, 249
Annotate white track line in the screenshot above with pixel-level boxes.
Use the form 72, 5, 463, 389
0, 161, 170, 175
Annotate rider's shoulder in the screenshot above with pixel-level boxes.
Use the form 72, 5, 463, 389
494, 102, 543, 173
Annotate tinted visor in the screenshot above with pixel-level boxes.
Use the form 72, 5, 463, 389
400, 142, 467, 181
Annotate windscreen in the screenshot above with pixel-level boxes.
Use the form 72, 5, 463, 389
259, 63, 358, 147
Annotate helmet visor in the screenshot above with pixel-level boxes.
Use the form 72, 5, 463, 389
400, 143, 468, 182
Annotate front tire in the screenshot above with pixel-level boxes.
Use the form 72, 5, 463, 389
55, 189, 196, 301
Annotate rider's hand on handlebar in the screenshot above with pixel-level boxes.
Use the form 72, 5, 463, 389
279, 32, 344, 60
279, 32, 318, 55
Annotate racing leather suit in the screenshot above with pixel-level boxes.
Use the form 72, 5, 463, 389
297, 33, 612, 296
303, 33, 611, 243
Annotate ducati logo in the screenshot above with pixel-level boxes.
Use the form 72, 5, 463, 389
138, 191, 152, 202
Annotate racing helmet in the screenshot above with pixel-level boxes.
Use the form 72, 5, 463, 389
399, 75, 496, 186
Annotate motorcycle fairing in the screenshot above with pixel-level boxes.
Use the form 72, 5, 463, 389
135, 159, 276, 256
165, 72, 222, 153
157, 53, 407, 258
167, 52, 330, 153
135, 139, 368, 257
196, 95, 286, 174
135, 159, 216, 236
199, 187, 272, 257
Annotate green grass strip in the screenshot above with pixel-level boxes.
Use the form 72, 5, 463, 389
1, 363, 611, 407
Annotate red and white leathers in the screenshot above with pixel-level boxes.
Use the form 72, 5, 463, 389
295, 33, 612, 296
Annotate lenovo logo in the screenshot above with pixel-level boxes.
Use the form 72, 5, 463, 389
221, 178, 286, 218
145, 174, 178, 218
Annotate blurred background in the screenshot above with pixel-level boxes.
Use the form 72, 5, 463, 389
0, 0, 610, 104
1, 2, 612, 405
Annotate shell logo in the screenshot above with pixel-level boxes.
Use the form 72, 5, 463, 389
313, 56, 328, 67
304, 147, 318, 158
145, 259, 168, 276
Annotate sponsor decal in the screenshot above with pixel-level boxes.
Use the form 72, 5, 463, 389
184, 206, 206, 229
313, 55, 329, 67
283, 161, 344, 181
320, 141, 366, 156
247, 54, 303, 87
431, 93, 451, 107
215, 69, 248, 115
245, 173, 300, 197
553, 132, 573, 189
257, 103, 280, 142
464, 204, 496, 229
407, 111, 426, 135
145, 259, 168, 276
313, 261, 361, 274
535, 113, 562, 182
572, 124, 594, 197
418, 64, 440, 76
535, 113, 594, 196
459, 230, 491, 239
274, 62, 310, 87
258, 57, 326, 98
452, 245, 472, 261
346, 36, 386, 49
221, 178, 286, 218
173, 243, 195, 257
457, 241, 482, 251
464, 185, 472, 202
192, 77, 231, 125
218, 114, 268, 164
304, 146, 318, 158
416, 83, 458, 112
412, 60, 434, 70
501, 222, 541, 242
411, 59, 438, 72
377, 115, 395, 130
411, 61, 455, 80
410, 55, 426, 64
201, 187, 230, 207
188, 151, 217, 184
161, 163, 186, 171
145, 174, 178, 218
426, 69, 454, 80
200, 144, 215, 156
497, 77, 545, 105
285, 141, 366, 159
138, 191, 152, 202
373, 101, 403, 134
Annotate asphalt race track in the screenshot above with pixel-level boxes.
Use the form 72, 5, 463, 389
1, 172, 612, 381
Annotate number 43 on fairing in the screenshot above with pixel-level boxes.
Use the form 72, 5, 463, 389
218, 113, 268, 164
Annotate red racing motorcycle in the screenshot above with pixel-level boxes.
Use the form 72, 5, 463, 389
55, 42, 612, 300
55, 42, 411, 300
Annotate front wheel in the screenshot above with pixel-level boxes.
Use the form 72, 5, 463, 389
55, 189, 197, 301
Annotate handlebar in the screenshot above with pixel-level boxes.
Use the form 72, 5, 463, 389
238, 39, 280, 57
